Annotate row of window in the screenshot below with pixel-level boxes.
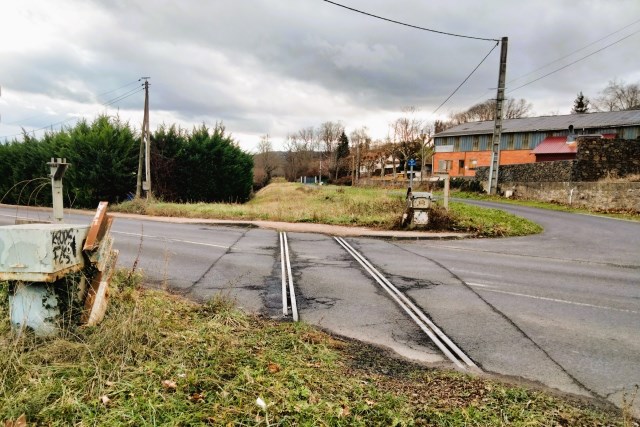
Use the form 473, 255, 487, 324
451, 134, 530, 151
438, 159, 478, 172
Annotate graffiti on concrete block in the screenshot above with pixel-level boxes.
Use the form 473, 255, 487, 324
52, 229, 77, 265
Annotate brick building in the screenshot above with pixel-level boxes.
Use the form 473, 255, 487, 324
432, 110, 640, 177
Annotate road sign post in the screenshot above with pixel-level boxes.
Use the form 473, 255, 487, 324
408, 158, 416, 190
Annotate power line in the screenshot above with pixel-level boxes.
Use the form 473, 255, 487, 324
102, 85, 144, 107
1, 83, 145, 140
508, 28, 640, 94
508, 18, 640, 85
2, 80, 143, 126
95, 79, 141, 99
322, 0, 499, 42
432, 41, 499, 115
469, 18, 640, 104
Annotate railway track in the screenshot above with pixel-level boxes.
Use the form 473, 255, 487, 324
278, 231, 477, 371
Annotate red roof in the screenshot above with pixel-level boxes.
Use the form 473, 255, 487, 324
533, 137, 577, 155
533, 134, 616, 155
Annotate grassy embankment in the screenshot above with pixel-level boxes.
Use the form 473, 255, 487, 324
0, 273, 629, 426
113, 182, 542, 237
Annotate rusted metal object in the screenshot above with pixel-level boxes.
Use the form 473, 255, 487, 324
81, 201, 118, 326
84, 201, 109, 251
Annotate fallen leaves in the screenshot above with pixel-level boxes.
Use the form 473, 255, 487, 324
3, 414, 27, 427
189, 392, 206, 403
267, 362, 281, 374
339, 404, 350, 418
162, 380, 177, 391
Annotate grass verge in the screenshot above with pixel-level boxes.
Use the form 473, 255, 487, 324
0, 273, 626, 426
452, 191, 640, 222
112, 182, 542, 237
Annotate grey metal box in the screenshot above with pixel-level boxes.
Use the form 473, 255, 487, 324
0, 224, 89, 282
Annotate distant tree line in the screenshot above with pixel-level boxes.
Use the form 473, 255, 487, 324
0, 115, 253, 208
256, 78, 640, 185
255, 107, 436, 186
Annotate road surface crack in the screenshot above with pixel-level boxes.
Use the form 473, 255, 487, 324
180, 229, 251, 296
389, 241, 603, 399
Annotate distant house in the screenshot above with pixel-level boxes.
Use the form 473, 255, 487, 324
432, 110, 640, 177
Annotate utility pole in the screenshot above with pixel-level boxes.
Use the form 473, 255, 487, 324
487, 37, 508, 195
136, 77, 151, 199
420, 132, 427, 184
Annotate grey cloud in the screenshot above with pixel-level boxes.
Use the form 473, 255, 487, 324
3, 0, 640, 146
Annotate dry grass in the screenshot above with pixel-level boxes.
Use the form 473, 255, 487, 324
598, 173, 640, 183
113, 182, 542, 237
0, 274, 628, 426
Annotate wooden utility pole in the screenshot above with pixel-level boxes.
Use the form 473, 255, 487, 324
487, 37, 508, 195
142, 78, 151, 199
135, 78, 151, 198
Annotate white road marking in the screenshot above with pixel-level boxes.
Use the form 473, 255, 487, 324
111, 231, 230, 250
467, 282, 639, 315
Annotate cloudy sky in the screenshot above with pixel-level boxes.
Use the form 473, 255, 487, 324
1, 0, 639, 151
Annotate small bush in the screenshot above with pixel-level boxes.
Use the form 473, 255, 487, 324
425, 205, 455, 230
450, 178, 484, 192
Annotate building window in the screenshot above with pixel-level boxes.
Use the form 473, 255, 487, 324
438, 160, 452, 172
458, 160, 465, 170
469, 159, 478, 170
472, 136, 479, 151
453, 137, 460, 151
522, 133, 530, 149
506, 134, 515, 150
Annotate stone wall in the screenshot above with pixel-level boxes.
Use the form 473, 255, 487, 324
472, 138, 640, 211
503, 181, 640, 212
574, 138, 640, 181
475, 161, 575, 183
476, 138, 640, 184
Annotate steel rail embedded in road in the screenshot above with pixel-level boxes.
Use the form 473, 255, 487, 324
334, 236, 477, 371
279, 232, 298, 322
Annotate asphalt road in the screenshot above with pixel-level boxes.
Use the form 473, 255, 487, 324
1, 202, 638, 413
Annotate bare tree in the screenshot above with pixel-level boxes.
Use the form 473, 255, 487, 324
594, 79, 640, 111
256, 134, 278, 185
449, 98, 533, 125
391, 107, 423, 173
317, 121, 344, 181
350, 126, 370, 183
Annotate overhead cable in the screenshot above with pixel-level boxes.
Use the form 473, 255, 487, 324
2, 80, 142, 128
508, 17, 640, 84
102, 85, 144, 107
508, 28, 640, 93
432, 41, 499, 115
95, 79, 141, 99
1, 83, 145, 140
322, 0, 499, 42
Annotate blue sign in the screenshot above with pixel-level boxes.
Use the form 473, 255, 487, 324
408, 159, 416, 167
